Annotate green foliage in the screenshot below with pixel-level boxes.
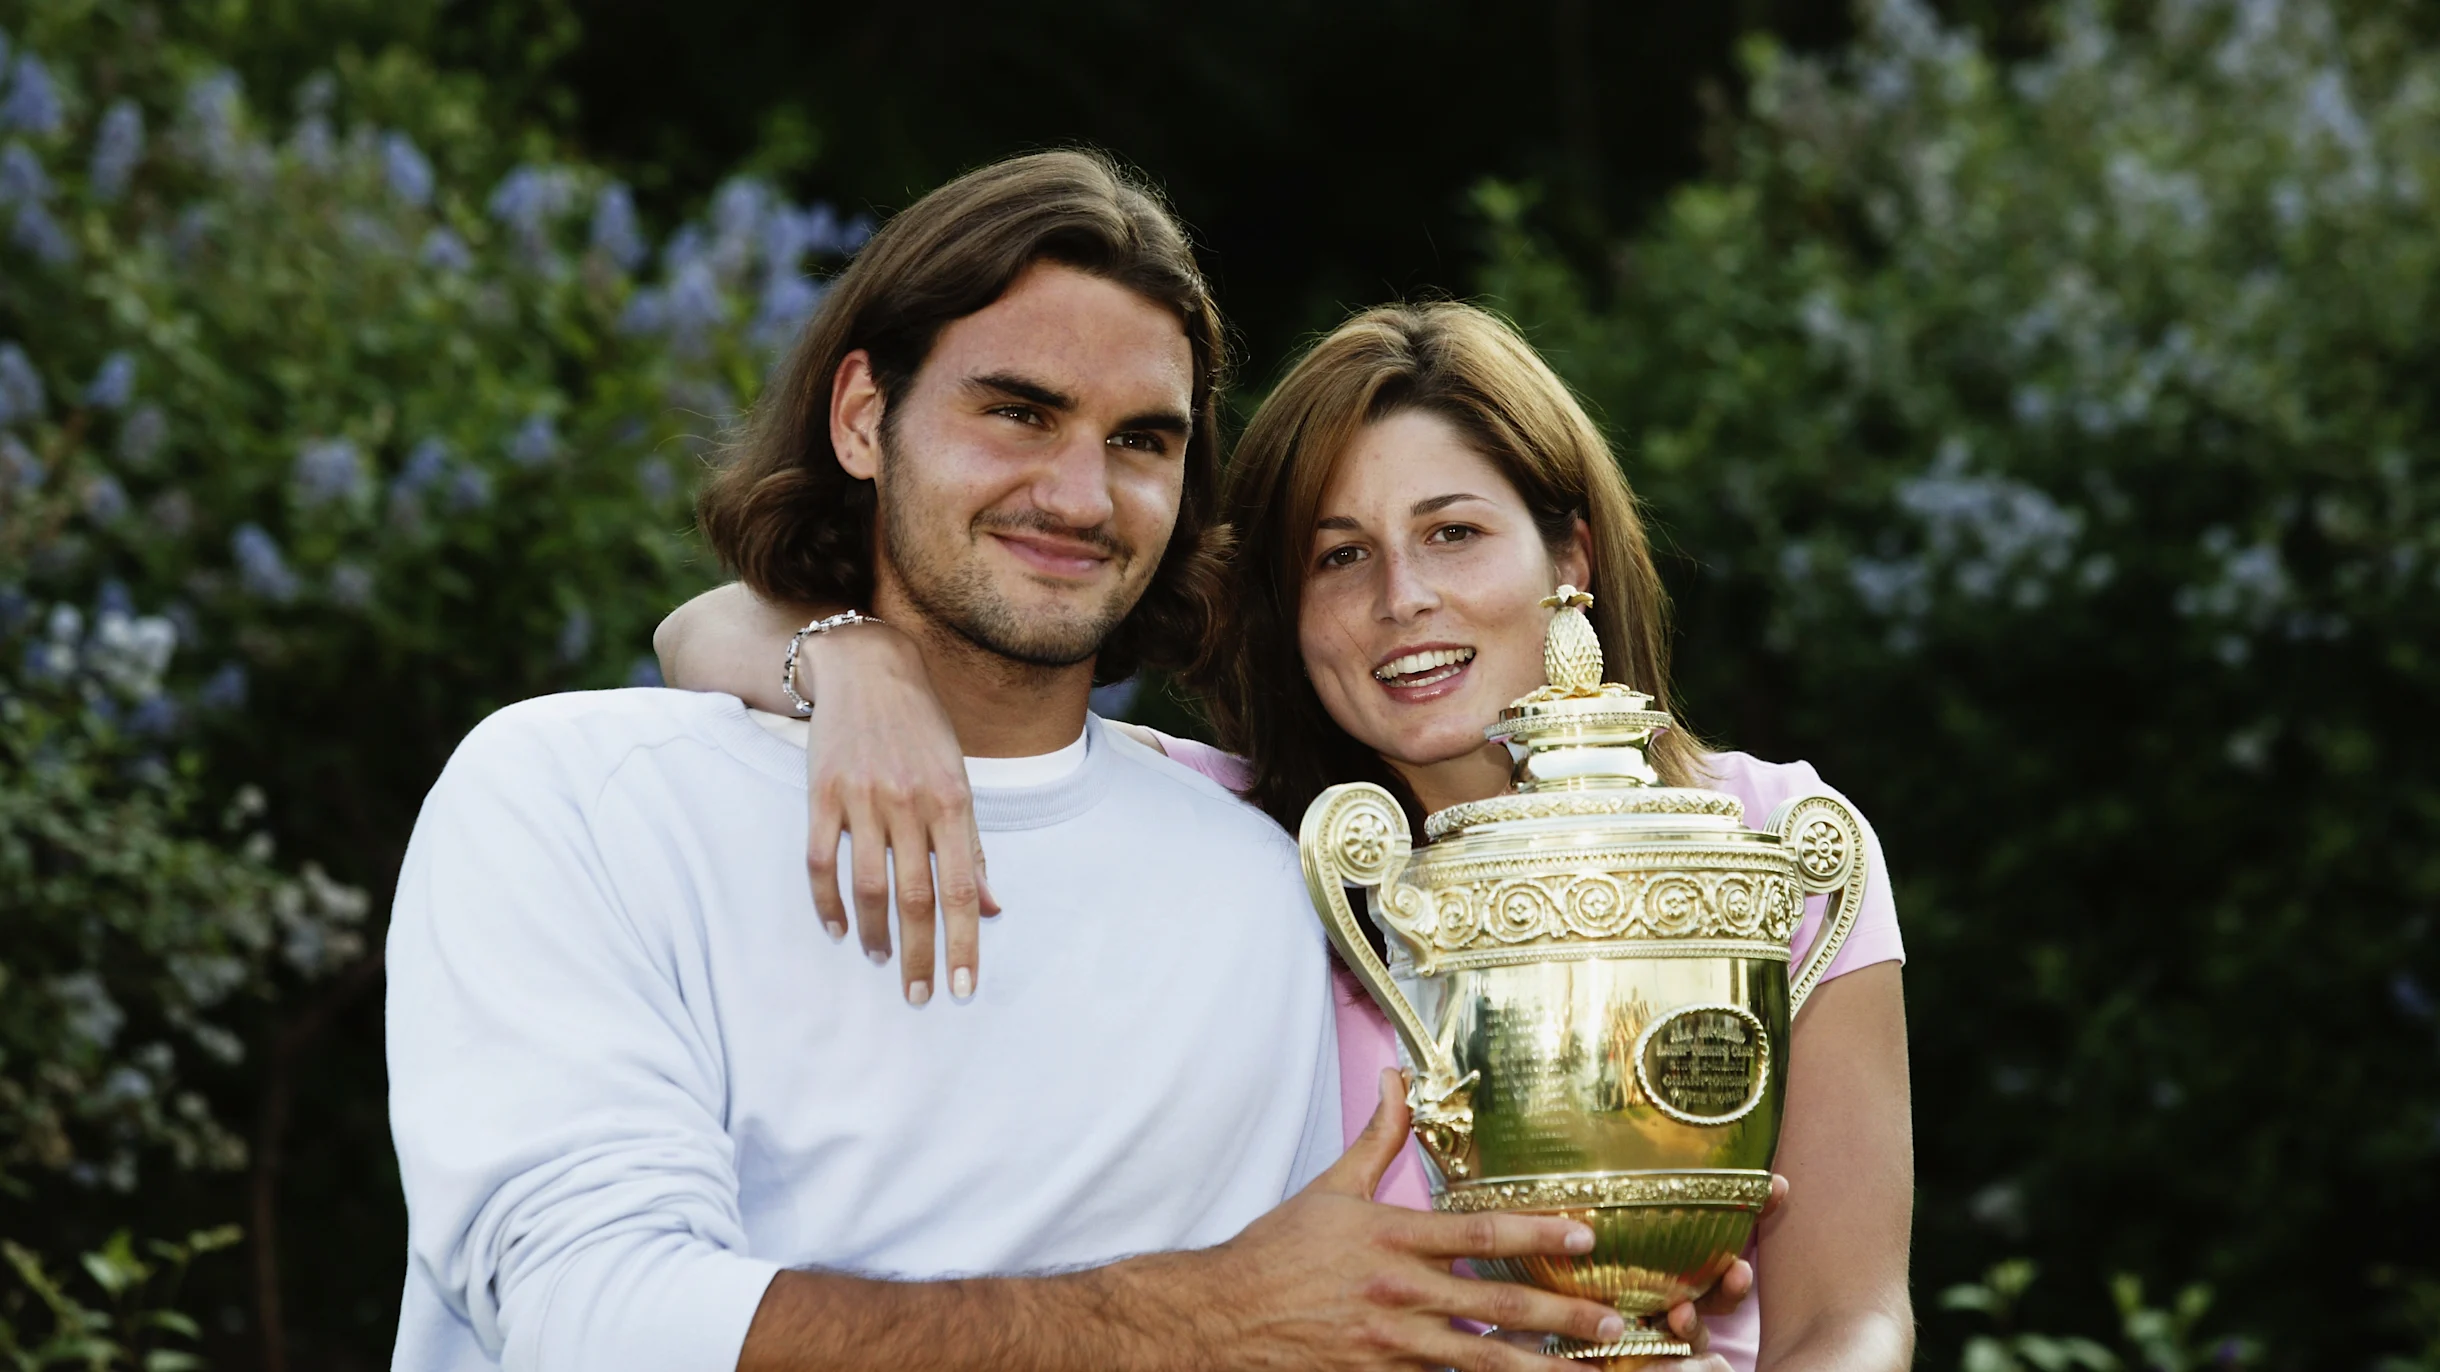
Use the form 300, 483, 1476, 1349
1479, 0, 2440, 1365
0, 673, 363, 1191
0, 1226, 238, 1371
1, 0, 861, 1353
1942, 1260, 2258, 1371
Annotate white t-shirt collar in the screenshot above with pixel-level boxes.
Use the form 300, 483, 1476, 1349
748, 709, 1089, 788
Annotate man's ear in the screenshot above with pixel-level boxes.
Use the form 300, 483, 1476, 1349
831, 350, 885, 481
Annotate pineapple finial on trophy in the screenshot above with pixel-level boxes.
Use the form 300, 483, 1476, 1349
1538, 584, 1604, 695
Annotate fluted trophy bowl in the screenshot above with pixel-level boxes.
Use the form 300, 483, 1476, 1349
1298, 588, 1869, 1365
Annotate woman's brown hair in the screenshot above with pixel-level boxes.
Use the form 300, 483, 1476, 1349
1204, 301, 1701, 836
698, 149, 1231, 680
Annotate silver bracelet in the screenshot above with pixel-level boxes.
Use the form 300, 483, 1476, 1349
781, 610, 884, 716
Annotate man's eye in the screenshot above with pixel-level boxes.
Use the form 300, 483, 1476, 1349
1108, 431, 1170, 455
991, 405, 1044, 426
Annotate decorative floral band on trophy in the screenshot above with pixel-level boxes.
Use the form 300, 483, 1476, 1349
1299, 586, 1872, 1366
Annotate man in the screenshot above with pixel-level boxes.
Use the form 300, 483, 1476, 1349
387, 151, 1623, 1372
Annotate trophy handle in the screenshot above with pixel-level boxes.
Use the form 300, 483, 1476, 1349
1299, 783, 1478, 1180
1767, 791, 1875, 1017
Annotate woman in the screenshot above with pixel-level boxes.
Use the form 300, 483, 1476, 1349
657, 303, 1913, 1371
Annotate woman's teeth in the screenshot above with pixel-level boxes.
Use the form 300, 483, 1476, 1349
1374, 647, 1476, 684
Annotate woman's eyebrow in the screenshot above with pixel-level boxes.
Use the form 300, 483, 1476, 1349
1410, 492, 1493, 516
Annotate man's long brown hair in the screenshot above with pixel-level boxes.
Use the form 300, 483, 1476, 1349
1203, 302, 1702, 837
697, 150, 1231, 681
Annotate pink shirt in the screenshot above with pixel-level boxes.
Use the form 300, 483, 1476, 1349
1153, 736, 1905, 1372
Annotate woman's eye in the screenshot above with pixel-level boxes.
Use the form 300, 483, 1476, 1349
1428, 524, 1480, 544
1317, 544, 1366, 570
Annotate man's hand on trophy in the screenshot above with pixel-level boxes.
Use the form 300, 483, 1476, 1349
1182, 1071, 1626, 1370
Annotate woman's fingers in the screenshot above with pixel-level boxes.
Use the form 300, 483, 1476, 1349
930, 814, 986, 1001
891, 811, 938, 1004
805, 798, 850, 943
843, 796, 895, 965
1691, 1257, 1753, 1316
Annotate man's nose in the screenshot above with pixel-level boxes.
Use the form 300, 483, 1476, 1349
1029, 434, 1117, 531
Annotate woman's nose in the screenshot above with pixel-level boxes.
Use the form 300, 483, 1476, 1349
1376, 546, 1442, 622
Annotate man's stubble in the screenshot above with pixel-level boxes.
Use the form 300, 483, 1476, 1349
873, 422, 1149, 671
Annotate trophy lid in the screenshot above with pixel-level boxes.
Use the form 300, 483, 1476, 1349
1423, 586, 1738, 841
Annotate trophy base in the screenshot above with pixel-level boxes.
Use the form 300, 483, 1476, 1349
1545, 1323, 1693, 1365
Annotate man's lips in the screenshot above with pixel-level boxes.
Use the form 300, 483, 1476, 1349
988, 530, 1114, 578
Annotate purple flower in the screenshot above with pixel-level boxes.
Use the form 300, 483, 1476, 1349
117, 403, 166, 466
89, 100, 143, 201
128, 694, 180, 736
753, 272, 825, 350
664, 258, 726, 355
487, 164, 579, 265
393, 437, 450, 497
231, 523, 300, 601
625, 657, 664, 688
590, 182, 644, 270
288, 114, 335, 172
84, 351, 135, 410
292, 437, 367, 505
0, 142, 48, 204
0, 342, 43, 423
635, 456, 674, 502
82, 474, 128, 522
180, 72, 245, 175
11, 201, 71, 264
841, 213, 876, 253
446, 463, 491, 510
383, 132, 433, 207
1, 433, 41, 488
507, 413, 558, 467
766, 202, 837, 265
197, 662, 248, 710
419, 226, 472, 272
327, 560, 375, 608
1, 54, 63, 136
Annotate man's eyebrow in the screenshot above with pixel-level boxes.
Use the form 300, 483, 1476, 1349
1411, 492, 1493, 517
965, 372, 1076, 411
964, 374, 1190, 437
1115, 407, 1192, 437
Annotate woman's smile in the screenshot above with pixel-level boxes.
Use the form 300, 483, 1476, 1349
1372, 643, 1477, 696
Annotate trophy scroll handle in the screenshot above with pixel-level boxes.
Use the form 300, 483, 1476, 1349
1767, 791, 1875, 1017
1298, 783, 1478, 1180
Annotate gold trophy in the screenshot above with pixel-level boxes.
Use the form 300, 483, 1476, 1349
1299, 587, 1868, 1366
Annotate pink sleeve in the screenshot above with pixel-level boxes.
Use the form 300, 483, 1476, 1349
1146, 730, 1255, 795
1332, 968, 1434, 1208
1705, 752, 1905, 982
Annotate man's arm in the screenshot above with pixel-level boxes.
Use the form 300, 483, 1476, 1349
738, 1072, 1632, 1372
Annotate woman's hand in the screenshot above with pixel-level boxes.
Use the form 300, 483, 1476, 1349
798, 621, 999, 1003
655, 584, 998, 1004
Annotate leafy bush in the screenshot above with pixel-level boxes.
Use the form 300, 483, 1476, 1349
0, 1225, 240, 1371
1480, 0, 2440, 1364
1, 0, 862, 1357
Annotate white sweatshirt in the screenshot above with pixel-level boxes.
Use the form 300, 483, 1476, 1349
386, 691, 1341, 1372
